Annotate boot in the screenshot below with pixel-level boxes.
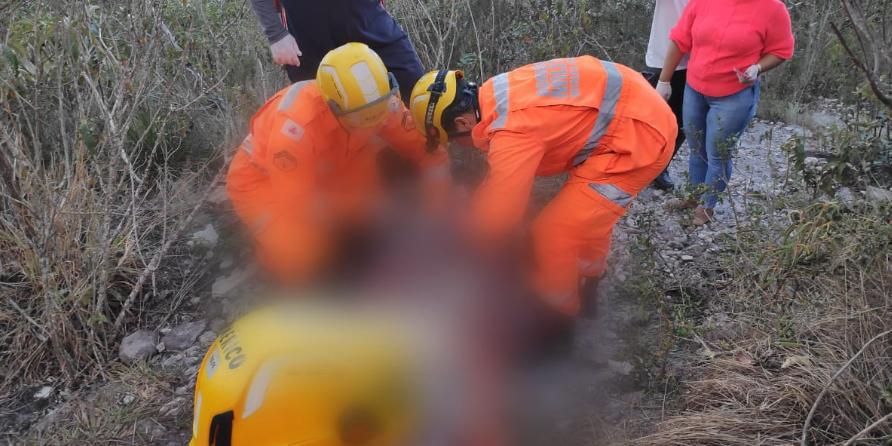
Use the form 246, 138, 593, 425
579, 277, 602, 321
516, 293, 577, 364
692, 206, 714, 226
651, 171, 675, 191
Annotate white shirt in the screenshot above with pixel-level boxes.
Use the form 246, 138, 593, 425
646, 0, 690, 69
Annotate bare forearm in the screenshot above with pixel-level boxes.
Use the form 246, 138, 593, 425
756, 54, 785, 74
659, 42, 684, 82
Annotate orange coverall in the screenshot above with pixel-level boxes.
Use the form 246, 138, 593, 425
226, 81, 448, 281
470, 56, 677, 316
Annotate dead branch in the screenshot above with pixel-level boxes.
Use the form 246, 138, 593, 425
800, 328, 892, 446
831, 1, 892, 110
843, 412, 892, 446
112, 162, 228, 330
832, 23, 892, 110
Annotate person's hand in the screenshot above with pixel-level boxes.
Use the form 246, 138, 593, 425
656, 81, 672, 102
737, 64, 761, 83
270, 34, 302, 67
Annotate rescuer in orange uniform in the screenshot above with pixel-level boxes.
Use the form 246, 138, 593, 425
410, 56, 677, 319
227, 43, 448, 281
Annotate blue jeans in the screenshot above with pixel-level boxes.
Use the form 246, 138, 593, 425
683, 82, 760, 208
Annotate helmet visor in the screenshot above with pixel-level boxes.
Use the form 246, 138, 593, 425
331, 72, 399, 128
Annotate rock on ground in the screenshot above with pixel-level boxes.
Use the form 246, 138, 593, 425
33, 386, 53, 400
866, 186, 892, 204
211, 267, 254, 299
119, 330, 158, 363
191, 224, 219, 248
161, 320, 207, 351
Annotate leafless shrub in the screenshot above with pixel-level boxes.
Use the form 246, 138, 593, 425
388, 0, 654, 77
0, 0, 276, 397
830, 0, 892, 110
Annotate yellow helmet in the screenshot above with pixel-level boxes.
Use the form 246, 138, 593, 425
317, 42, 399, 128
189, 304, 417, 446
409, 69, 477, 146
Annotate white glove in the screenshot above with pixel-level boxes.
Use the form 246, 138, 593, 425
270, 34, 302, 67
656, 81, 672, 102
738, 64, 761, 83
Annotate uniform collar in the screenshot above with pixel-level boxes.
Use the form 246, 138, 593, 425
471, 120, 490, 151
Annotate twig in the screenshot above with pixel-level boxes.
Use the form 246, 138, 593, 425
463, 0, 484, 79
113, 161, 228, 330
800, 328, 892, 446
843, 412, 892, 446
6, 298, 50, 343
830, 22, 892, 110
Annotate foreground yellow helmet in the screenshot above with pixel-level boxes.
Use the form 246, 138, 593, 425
317, 42, 399, 128
189, 304, 417, 446
409, 69, 477, 146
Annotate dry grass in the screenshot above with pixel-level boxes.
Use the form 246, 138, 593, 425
0, 0, 278, 401
20, 365, 187, 445
1, 0, 889, 443
636, 204, 892, 446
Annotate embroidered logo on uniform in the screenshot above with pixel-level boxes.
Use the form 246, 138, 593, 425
281, 119, 304, 142
273, 151, 298, 171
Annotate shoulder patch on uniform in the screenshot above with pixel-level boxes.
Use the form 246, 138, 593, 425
281, 119, 304, 142
273, 151, 298, 172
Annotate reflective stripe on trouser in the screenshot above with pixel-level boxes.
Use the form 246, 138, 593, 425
530, 139, 673, 317
531, 180, 625, 316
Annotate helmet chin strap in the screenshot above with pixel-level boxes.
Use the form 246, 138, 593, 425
424, 70, 449, 152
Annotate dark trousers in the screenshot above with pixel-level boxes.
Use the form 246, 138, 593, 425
642, 68, 687, 163
280, 0, 424, 104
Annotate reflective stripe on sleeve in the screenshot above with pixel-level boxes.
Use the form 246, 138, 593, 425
277, 80, 312, 112
241, 135, 255, 156
589, 183, 632, 208
572, 60, 623, 166
490, 73, 511, 130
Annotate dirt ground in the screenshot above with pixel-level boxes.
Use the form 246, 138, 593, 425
11, 116, 816, 445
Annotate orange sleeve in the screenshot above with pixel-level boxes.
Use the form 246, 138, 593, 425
379, 100, 452, 208
471, 131, 546, 241
255, 115, 319, 217
378, 100, 449, 170
232, 115, 330, 282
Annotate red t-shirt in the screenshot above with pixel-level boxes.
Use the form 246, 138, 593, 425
670, 0, 795, 97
